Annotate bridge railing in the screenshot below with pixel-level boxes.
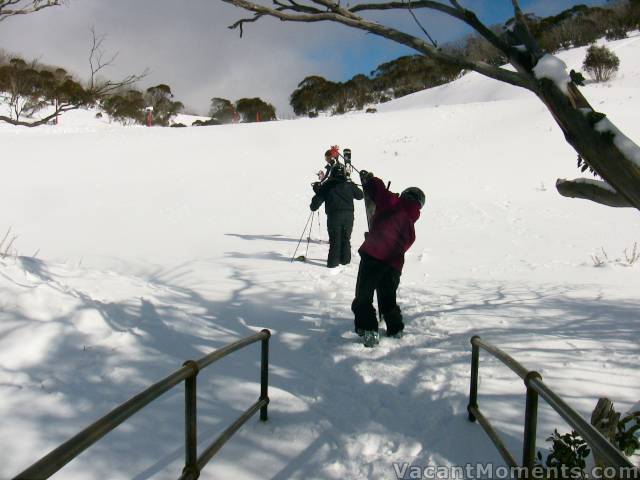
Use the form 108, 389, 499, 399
468, 335, 637, 473
15, 329, 272, 480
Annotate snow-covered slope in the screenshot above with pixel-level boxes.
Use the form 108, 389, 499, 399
1, 36, 639, 480
378, 34, 640, 111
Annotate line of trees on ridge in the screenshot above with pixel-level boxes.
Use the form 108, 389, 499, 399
290, 0, 640, 117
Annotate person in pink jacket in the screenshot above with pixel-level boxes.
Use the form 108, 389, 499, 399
352, 171, 425, 347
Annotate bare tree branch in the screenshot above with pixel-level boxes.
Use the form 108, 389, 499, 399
350, 0, 514, 56
556, 178, 632, 208
0, 0, 61, 22
223, 0, 536, 90
88, 26, 119, 90
405, 0, 438, 48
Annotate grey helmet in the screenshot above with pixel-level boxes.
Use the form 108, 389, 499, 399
401, 187, 425, 208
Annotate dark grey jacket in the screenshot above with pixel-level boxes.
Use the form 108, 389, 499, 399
310, 178, 364, 214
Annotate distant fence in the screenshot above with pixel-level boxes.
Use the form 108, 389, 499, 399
15, 329, 272, 480
467, 335, 637, 472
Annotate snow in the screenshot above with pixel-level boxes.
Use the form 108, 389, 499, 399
533, 54, 572, 95
571, 177, 618, 193
1, 36, 640, 480
594, 116, 640, 170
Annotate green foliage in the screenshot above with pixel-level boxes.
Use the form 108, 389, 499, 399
101, 89, 146, 125
537, 429, 591, 477
290, 76, 340, 116
570, 69, 586, 86
0, 57, 91, 122
616, 411, 640, 456
235, 97, 276, 122
527, 2, 639, 53
144, 84, 183, 126
209, 97, 236, 123
192, 118, 221, 126
583, 45, 620, 82
289, 56, 462, 117
371, 55, 462, 96
538, 406, 639, 479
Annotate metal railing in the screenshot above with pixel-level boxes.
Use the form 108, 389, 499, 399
468, 335, 637, 473
15, 329, 272, 480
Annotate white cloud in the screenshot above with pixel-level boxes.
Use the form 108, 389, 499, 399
0, 0, 604, 116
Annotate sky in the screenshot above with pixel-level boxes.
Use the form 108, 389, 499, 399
0, 0, 608, 116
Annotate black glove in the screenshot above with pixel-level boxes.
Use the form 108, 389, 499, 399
359, 170, 373, 182
312, 182, 321, 193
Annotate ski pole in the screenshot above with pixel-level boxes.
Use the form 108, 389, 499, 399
304, 211, 314, 259
291, 211, 314, 262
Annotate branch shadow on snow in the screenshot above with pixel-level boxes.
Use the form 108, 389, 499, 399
5, 260, 640, 480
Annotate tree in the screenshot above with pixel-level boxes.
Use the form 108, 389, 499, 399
101, 89, 146, 125
144, 84, 183, 126
289, 75, 340, 116
235, 97, 276, 122
0, 58, 44, 122
583, 45, 620, 83
209, 97, 236, 123
224, 0, 640, 211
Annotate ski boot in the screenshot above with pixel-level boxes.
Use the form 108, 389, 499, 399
386, 329, 404, 339
363, 330, 380, 348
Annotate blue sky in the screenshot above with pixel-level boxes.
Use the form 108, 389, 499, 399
335, 0, 609, 81
0, 0, 609, 115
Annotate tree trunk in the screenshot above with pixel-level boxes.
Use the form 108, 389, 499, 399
591, 398, 620, 470
536, 79, 640, 210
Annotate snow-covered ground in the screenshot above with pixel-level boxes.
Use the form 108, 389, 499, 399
1, 35, 639, 479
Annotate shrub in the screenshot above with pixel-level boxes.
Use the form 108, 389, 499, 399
583, 45, 620, 82
537, 429, 590, 478
192, 118, 221, 126
144, 84, 183, 126
209, 97, 236, 123
102, 89, 146, 125
235, 97, 276, 122
605, 26, 627, 41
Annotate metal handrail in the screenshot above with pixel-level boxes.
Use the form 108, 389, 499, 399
468, 335, 637, 472
14, 329, 271, 480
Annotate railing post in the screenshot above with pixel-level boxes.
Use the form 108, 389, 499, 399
183, 360, 200, 480
522, 371, 542, 471
468, 335, 481, 422
260, 329, 271, 421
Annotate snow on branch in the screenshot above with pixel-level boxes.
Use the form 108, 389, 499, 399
593, 117, 640, 172
556, 178, 632, 208
533, 54, 571, 95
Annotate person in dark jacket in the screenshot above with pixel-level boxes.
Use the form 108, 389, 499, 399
310, 166, 364, 268
352, 171, 425, 347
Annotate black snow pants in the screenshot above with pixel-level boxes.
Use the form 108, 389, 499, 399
326, 210, 354, 268
351, 252, 404, 335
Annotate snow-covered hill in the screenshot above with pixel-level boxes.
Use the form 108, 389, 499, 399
1, 36, 639, 480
